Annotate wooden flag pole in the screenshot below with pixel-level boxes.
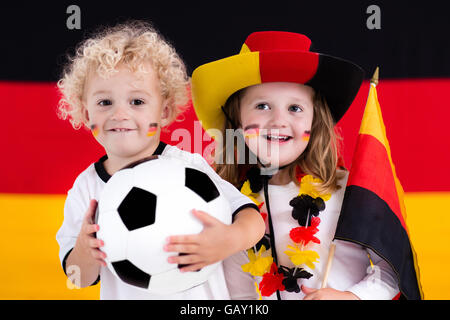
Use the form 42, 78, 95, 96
321, 242, 336, 289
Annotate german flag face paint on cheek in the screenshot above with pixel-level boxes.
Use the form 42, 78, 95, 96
243, 124, 260, 139
147, 123, 158, 137
90, 124, 99, 138
302, 130, 311, 142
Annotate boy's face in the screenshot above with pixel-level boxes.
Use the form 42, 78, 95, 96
239, 82, 314, 168
82, 62, 169, 161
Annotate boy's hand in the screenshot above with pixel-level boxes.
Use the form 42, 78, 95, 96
302, 285, 360, 300
164, 209, 236, 272
73, 199, 107, 267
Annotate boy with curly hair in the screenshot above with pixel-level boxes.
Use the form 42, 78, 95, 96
56, 20, 264, 299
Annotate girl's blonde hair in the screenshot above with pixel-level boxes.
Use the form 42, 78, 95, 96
215, 86, 346, 194
57, 20, 190, 129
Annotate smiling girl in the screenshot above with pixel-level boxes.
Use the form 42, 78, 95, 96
191, 31, 400, 300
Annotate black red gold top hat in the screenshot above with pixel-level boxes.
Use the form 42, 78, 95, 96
191, 31, 364, 132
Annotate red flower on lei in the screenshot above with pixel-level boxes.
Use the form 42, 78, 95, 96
289, 217, 321, 245
240, 166, 332, 298
259, 263, 285, 297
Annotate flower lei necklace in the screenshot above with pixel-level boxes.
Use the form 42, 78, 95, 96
240, 166, 331, 298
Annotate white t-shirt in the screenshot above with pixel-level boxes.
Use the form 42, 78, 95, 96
223, 171, 400, 300
56, 142, 258, 300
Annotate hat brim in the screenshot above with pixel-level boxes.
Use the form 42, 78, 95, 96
191, 50, 364, 132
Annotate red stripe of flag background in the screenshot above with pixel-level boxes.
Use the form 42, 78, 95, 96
3, 79, 450, 195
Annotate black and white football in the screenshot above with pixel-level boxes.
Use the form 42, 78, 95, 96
96, 155, 231, 295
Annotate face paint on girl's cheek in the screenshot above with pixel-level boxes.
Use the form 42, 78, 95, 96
147, 123, 158, 137
243, 124, 260, 139
302, 130, 311, 142
90, 124, 99, 138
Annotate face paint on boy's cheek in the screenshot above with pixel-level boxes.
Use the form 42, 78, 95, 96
302, 130, 311, 142
243, 124, 260, 139
90, 124, 99, 138
147, 123, 158, 137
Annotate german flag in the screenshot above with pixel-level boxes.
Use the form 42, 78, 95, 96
334, 69, 423, 300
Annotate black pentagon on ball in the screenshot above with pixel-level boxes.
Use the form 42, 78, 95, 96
111, 260, 150, 289
117, 187, 157, 231
184, 168, 220, 202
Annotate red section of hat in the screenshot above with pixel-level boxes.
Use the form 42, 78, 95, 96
244, 31, 312, 52
259, 51, 319, 83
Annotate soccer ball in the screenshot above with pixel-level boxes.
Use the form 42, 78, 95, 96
95, 155, 232, 295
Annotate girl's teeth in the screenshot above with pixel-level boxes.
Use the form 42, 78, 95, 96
267, 135, 289, 141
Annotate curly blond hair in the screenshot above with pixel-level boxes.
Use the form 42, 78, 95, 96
57, 20, 190, 129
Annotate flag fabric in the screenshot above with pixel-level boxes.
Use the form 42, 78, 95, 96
333, 74, 423, 300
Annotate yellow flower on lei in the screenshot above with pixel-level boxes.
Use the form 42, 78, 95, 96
241, 245, 273, 276
298, 175, 331, 201
240, 180, 261, 206
284, 245, 320, 269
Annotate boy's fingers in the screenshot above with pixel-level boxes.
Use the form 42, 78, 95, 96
168, 253, 200, 265
96, 259, 107, 267
191, 209, 220, 227
89, 238, 104, 248
164, 243, 198, 253
166, 234, 200, 244
84, 223, 99, 235
93, 257, 107, 267
91, 248, 106, 260
84, 199, 98, 223
179, 262, 206, 273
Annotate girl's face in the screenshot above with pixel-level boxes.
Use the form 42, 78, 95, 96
239, 82, 314, 168
82, 62, 170, 162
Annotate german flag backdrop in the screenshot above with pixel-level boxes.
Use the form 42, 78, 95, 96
0, 2, 449, 299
